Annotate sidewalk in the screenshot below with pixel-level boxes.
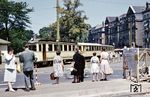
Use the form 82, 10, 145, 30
1, 79, 150, 97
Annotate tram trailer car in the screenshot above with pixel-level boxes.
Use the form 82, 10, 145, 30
28, 39, 114, 66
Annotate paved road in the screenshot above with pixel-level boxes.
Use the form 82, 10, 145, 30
0, 60, 123, 89
1, 60, 150, 97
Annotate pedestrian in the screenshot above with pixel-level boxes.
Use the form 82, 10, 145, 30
90, 52, 99, 82
53, 51, 64, 84
0, 50, 2, 64
100, 48, 113, 81
4, 47, 16, 92
72, 48, 83, 83
79, 50, 85, 82
19, 44, 36, 91
122, 46, 128, 79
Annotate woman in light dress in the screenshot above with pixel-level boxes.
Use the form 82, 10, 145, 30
4, 48, 16, 92
100, 48, 113, 81
90, 52, 99, 82
53, 51, 64, 84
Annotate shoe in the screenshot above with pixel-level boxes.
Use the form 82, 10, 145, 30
77, 81, 80, 83
30, 88, 36, 90
100, 79, 104, 81
9, 89, 15, 92
104, 78, 108, 81
72, 81, 76, 83
92, 80, 94, 82
24, 88, 30, 92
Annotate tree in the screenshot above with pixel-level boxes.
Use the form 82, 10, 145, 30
0, 0, 33, 53
50, 0, 91, 42
39, 27, 53, 40
0, 0, 33, 41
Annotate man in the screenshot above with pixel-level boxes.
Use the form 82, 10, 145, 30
72, 48, 85, 83
19, 44, 36, 91
79, 50, 85, 82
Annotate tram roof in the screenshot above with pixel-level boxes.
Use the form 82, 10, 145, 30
77, 43, 114, 47
28, 39, 76, 45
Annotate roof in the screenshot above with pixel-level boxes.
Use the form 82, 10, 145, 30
0, 39, 10, 44
130, 6, 145, 13
118, 14, 126, 20
106, 17, 117, 22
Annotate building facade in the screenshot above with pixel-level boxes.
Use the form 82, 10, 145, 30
118, 14, 129, 48
143, 2, 150, 48
88, 2, 150, 48
88, 24, 105, 44
126, 6, 145, 47
0, 39, 10, 63
105, 17, 119, 48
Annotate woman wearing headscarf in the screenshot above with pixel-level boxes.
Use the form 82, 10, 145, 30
53, 51, 64, 84
4, 48, 16, 92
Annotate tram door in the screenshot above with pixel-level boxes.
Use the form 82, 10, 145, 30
43, 44, 46, 60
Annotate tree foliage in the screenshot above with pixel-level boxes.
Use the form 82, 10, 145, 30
49, 0, 91, 42
39, 27, 55, 40
0, 0, 33, 53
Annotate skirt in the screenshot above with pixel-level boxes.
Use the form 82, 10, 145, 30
100, 60, 113, 75
91, 63, 99, 73
4, 68, 16, 82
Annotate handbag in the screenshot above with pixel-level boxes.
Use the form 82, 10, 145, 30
71, 68, 77, 75
16, 64, 21, 73
50, 72, 56, 80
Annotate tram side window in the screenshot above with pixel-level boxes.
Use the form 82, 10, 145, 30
54, 45, 57, 51
64, 45, 67, 51
73, 45, 75, 51
48, 44, 52, 51
79, 46, 81, 51
39, 45, 41, 51
92, 46, 94, 51
89, 46, 91, 51
60, 45, 62, 51
69, 45, 71, 51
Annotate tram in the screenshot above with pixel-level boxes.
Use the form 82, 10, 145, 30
28, 39, 114, 66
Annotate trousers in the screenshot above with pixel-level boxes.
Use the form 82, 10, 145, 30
23, 70, 35, 89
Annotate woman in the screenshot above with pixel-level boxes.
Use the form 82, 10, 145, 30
53, 51, 64, 84
4, 48, 16, 92
100, 48, 113, 81
90, 52, 99, 82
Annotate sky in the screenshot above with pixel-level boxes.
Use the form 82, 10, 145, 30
13, 0, 149, 34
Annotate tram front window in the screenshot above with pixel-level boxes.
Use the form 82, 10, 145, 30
29, 45, 36, 51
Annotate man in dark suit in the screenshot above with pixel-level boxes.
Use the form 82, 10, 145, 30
72, 48, 85, 83
79, 51, 85, 82
19, 44, 36, 91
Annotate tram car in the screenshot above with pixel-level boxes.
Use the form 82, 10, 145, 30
28, 39, 114, 66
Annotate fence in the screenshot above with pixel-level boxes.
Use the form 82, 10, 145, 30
123, 48, 150, 82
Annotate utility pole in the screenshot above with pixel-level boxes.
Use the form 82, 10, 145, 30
56, 0, 60, 51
